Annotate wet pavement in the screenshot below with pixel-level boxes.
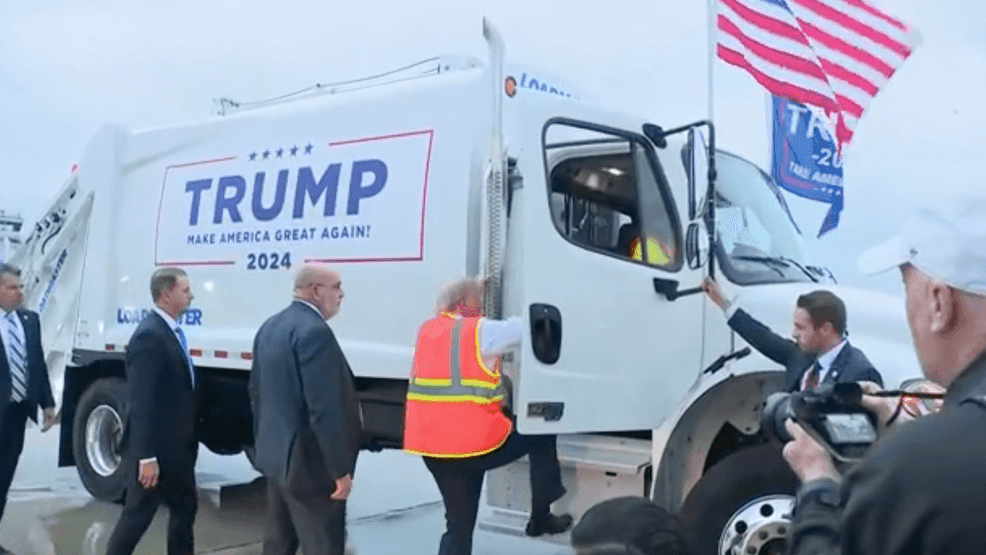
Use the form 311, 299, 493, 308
0, 424, 572, 555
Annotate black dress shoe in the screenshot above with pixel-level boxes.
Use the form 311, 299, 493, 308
525, 512, 574, 537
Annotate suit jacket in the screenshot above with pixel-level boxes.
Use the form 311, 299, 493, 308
0, 309, 54, 423
728, 308, 883, 392
249, 301, 362, 498
120, 310, 198, 468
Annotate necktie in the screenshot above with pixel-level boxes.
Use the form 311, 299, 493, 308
803, 360, 821, 391
5, 312, 27, 403
173, 326, 196, 388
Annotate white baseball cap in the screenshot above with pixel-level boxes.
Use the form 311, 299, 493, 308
858, 197, 986, 296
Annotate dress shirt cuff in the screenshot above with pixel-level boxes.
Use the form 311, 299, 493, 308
723, 298, 741, 320
139, 457, 157, 464
479, 316, 524, 357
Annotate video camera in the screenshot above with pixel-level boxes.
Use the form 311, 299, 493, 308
761, 382, 879, 463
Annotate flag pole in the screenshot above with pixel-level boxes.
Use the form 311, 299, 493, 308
708, 0, 716, 122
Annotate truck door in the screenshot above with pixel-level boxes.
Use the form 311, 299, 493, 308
507, 113, 707, 434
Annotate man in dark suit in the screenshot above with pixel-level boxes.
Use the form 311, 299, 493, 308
249, 264, 362, 555
703, 277, 883, 391
0, 263, 55, 555
105, 267, 199, 555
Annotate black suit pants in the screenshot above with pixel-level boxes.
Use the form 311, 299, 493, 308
262, 478, 347, 555
423, 432, 566, 555
0, 401, 28, 524
105, 456, 198, 555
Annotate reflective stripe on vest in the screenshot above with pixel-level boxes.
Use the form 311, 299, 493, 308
406, 320, 504, 405
403, 315, 513, 458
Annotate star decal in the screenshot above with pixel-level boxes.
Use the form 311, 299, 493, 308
250, 145, 314, 160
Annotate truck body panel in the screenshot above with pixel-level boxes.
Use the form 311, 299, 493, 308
75, 68, 490, 385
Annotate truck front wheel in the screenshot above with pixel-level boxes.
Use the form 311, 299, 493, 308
676, 444, 799, 555
72, 378, 129, 503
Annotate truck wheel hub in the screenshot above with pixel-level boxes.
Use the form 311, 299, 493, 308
720, 494, 794, 555
85, 404, 123, 477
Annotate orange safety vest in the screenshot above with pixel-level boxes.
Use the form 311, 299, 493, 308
403, 313, 513, 458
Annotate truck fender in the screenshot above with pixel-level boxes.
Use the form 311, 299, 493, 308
650, 370, 784, 511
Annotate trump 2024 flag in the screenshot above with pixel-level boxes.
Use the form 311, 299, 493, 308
717, 0, 919, 149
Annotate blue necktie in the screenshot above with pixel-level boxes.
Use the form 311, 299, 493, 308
5, 312, 27, 402
173, 326, 196, 388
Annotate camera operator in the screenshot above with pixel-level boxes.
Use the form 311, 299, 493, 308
783, 197, 986, 554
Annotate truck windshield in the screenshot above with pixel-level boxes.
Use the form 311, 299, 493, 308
712, 152, 815, 285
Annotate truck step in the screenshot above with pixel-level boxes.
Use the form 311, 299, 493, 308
480, 433, 652, 537
479, 506, 571, 546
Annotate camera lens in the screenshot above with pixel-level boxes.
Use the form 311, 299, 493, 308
762, 392, 795, 444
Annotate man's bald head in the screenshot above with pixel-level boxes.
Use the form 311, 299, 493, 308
294, 265, 337, 291
293, 264, 344, 320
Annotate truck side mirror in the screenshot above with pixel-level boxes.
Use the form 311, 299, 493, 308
687, 129, 709, 221
685, 222, 709, 269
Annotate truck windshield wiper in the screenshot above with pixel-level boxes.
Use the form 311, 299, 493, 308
806, 265, 837, 284
778, 256, 819, 283
732, 255, 819, 282
731, 255, 788, 277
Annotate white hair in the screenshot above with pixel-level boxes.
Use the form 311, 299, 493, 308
436, 277, 485, 313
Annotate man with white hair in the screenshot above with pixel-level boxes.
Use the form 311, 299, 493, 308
782, 197, 986, 554
404, 277, 572, 555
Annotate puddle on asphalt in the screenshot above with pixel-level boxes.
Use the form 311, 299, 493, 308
1, 480, 269, 555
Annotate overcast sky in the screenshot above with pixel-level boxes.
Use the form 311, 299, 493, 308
1, 0, 984, 296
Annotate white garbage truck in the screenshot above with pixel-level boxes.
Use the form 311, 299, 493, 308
10, 20, 919, 555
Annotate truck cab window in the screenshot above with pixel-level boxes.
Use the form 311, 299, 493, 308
544, 123, 681, 270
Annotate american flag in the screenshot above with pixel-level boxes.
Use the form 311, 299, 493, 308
717, 0, 919, 148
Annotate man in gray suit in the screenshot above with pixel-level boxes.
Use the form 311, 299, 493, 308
249, 264, 362, 555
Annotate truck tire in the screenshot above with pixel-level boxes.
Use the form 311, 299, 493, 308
72, 378, 129, 503
676, 444, 799, 555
